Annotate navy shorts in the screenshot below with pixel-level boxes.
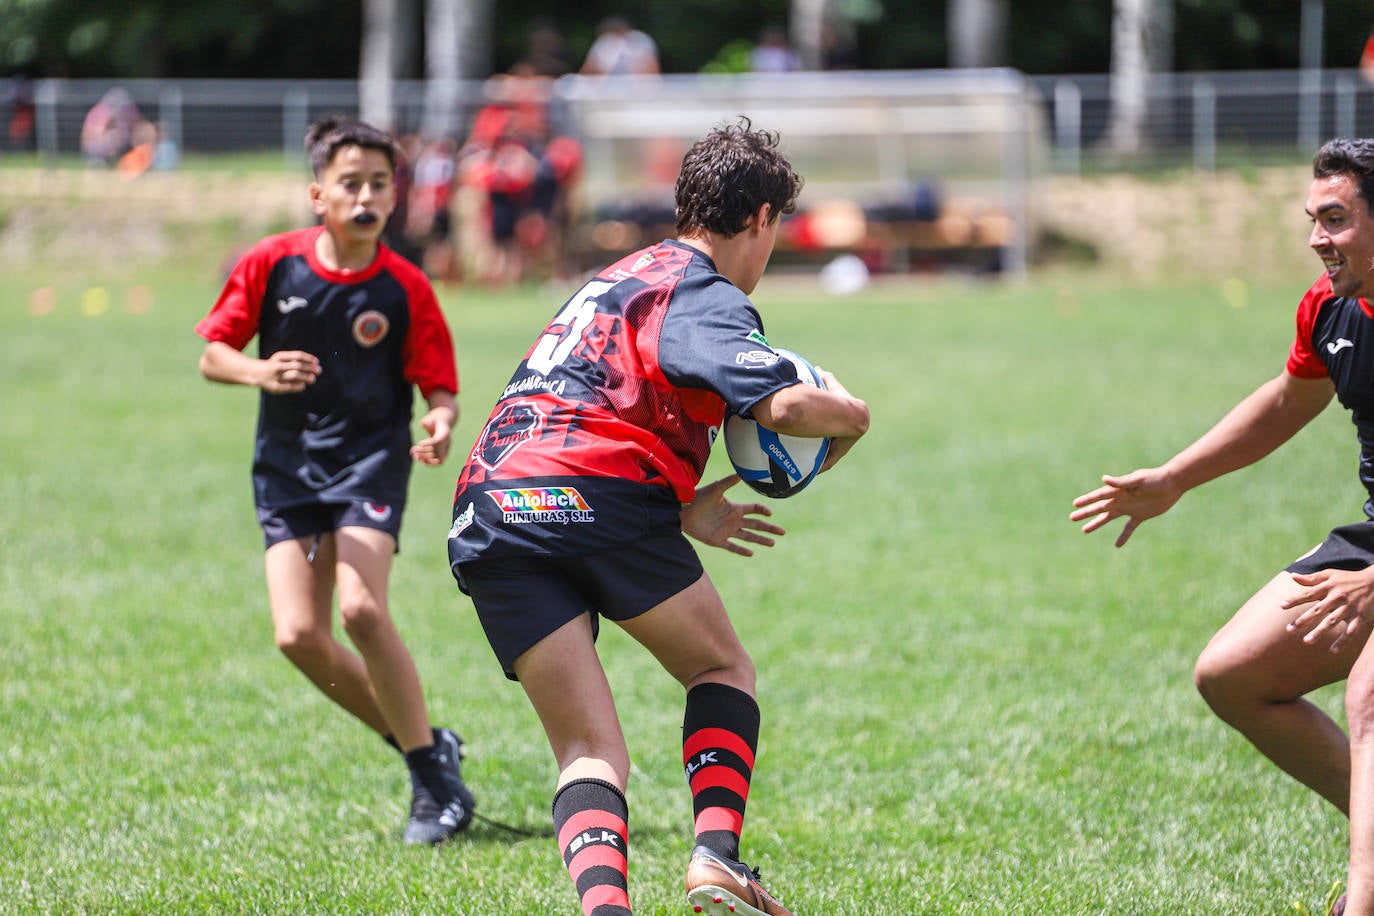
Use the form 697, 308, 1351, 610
1287, 521, 1374, 574
455, 531, 705, 680
257, 500, 404, 551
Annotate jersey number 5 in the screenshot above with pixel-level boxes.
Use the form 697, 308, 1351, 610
526, 279, 616, 374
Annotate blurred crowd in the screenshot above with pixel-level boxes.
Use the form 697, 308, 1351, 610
51, 17, 931, 287
80, 87, 179, 177
386, 63, 585, 287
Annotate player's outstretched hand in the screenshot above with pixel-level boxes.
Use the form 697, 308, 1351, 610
1069, 468, 1183, 548
681, 474, 785, 557
410, 408, 454, 466
1284, 566, 1374, 654
260, 350, 320, 394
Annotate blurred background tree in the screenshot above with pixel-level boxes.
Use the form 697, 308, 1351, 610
1, 0, 1371, 80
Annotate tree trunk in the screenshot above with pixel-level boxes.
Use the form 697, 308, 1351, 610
422, 0, 492, 139
791, 0, 828, 70
948, 0, 1008, 69
1107, 0, 1173, 154
359, 0, 397, 130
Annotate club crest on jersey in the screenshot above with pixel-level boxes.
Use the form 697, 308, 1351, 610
363, 502, 393, 522
353, 310, 389, 347
476, 401, 545, 470
486, 487, 594, 525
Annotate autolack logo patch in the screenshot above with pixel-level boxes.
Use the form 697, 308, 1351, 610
486, 487, 594, 525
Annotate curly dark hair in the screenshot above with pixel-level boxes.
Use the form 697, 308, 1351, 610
1313, 137, 1374, 207
674, 117, 802, 237
304, 117, 399, 178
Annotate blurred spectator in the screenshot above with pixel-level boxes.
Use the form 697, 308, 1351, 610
751, 26, 801, 73
81, 87, 142, 168
407, 137, 459, 281
152, 121, 180, 171
579, 17, 660, 76
2, 73, 34, 151
117, 120, 179, 178
520, 18, 573, 78
117, 120, 158, 178
384, 133, 424, 267
453, 67, 583, 285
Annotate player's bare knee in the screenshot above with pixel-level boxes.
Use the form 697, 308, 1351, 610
275, 624, 327, 664
339, 598, 387, 641
1193, 645, 1252, 716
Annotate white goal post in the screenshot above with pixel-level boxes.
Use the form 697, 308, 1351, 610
551, 69, 1046, 277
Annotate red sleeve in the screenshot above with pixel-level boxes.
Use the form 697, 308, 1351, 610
194, 239, 275, 351
1286, 274, 1334, 379
394, 255, 459, 399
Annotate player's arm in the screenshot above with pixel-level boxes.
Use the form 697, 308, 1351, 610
411, 389, 459, 467
751, 368, 869, 469
199, 339, 320, 394
1070, 370, 1334, 547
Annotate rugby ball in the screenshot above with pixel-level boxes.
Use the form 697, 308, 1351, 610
724, 348, 832, 498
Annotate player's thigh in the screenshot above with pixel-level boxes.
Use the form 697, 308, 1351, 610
1199, 571, 1360, 701
333, 526, 397, 616
619, 572, 755, 695
264, 535, 335, 635
513, 613, 628, 781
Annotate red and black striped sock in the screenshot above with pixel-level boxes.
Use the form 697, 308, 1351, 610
552, 778, 632, 916
682, 682, 760, 861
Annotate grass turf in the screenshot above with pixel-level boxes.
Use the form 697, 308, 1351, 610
0, 262, 1358, 914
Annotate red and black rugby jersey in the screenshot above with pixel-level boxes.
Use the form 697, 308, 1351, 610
196, 226, 458, 510
448, 239, 801, 562
1288, 272, 1374, 516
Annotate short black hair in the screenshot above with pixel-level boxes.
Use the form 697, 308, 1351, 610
674, 117, 802, 237
304, 117, 399, 178
1312, 137, 1374, 208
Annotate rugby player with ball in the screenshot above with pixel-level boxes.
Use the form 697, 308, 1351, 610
445, 118, 869, 916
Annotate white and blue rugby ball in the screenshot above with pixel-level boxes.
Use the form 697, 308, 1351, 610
724, 348, 832, 499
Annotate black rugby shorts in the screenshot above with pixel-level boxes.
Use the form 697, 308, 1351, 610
1287, 521, 1374, 574
258, 500, 405, 551
456, 531, 705, 680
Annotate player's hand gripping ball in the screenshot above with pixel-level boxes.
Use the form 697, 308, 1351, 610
724, 348, 832, 498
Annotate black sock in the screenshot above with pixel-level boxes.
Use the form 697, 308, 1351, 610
385, 727, 444, 754
552, 778, 632, 916
683, 682, 760, 861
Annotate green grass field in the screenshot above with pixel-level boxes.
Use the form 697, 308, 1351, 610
0, 255, 1360, 914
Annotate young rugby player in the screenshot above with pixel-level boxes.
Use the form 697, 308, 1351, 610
445, 118, 870, 915
195, 117, 474, 845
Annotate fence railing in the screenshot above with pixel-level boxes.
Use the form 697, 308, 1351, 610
1028, 69, 1374, 172
14, 69, 1374, 175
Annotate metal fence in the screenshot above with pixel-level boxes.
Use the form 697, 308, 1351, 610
17, 69, 1374, 174
12, 70, 1373, 278
1029, 68, 1374, 172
